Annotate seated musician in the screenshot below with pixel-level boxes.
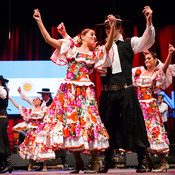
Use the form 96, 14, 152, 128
12, 121, 29, 144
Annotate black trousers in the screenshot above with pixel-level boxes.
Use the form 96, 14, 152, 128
99, 86, 149, 157
0, 118, 11, 155
0, 118, 11, 170
19, 129, 28, 143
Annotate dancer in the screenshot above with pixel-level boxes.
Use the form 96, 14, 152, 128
0, 76, 13, 174
33, 9, 116, 173
18, 87, 53, 107
18, 87, 54, 171
18, 87, 69, 171
132, 44, 175, 172
9, 96, 55, 171
12, 120, 29, 144
94, 6, 155, 173
157, 94, 168, 132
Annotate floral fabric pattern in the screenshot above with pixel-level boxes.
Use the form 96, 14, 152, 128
18, 106, 55, 161
132, 66, 169, 153
66, 58, 93, 82
35, 39, 109, 156
50, 38, 106, 74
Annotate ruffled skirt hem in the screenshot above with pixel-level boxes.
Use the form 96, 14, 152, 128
19, 151, 55, 162
36, 135, 109, 153
147, 141, 169, 154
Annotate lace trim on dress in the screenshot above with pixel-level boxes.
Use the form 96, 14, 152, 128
62, 79, 95, 87
132, 66, 166, 93
50, 38, 109, 74
51, 39, 96, 65
19, 106, 47, 120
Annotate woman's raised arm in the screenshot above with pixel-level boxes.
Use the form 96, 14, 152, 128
9, 96, 19, 109
33, 9, 62, 50
162, 44, 175, 74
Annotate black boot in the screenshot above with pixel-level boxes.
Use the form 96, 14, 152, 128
99, 157, 116, 173
136, 148, 146, 173
0, 154, 5, 171
34, 162, 43, 171
108, 157, 116, 168
99, 148, 114, 173
0, 155, 13, 173
61, 155, 69, 171
98, 160, 110, 173
145, 152, 155, 172
0, 161, 5, 171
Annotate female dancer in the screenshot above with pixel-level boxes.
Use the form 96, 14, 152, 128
33, 9, 116, 173
9, 96, 55, 171
132, 44, 175, 172
0, 76, 13, 174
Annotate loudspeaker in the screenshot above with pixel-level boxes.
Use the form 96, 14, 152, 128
66, 152, 89, 167
48, 151, 89, 167
11, 154, 29, 167
125, 153, 138, 167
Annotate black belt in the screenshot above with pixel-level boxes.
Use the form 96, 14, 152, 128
103, 83, 132, 91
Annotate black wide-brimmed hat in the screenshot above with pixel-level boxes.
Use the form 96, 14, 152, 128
37, 88, 54, 94
0, 75, 9, 83
96, 14, 130, 27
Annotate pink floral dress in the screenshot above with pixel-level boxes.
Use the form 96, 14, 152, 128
35, 39, 109, 155
18, 106, 55, 161
132, 66, 169, 154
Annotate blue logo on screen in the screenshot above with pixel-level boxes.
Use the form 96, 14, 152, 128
158, 91, 175, 117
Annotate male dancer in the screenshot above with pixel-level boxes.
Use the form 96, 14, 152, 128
98, 6, 155, 173
0, 76, 13, 173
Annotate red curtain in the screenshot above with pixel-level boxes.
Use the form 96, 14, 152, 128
1, 24, 175, 146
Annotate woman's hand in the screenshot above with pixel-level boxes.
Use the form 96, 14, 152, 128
57, 22, 68, 38
33, 8, 62, 49
17, 87, 21, 93
33, 9, 41, 22
163, 44, 175, 74
168, 44, 175, 55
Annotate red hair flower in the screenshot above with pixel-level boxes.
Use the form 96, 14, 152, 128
135, 69, 141, 77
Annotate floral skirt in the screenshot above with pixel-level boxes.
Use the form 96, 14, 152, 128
36, 83, 109, 154
140, 99, 169, 154
19, 128, 55, 161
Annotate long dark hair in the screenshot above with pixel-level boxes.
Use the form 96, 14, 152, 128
144, 52, 159, 69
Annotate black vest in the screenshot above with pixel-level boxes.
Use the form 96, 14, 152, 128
101, 39, 134, 85
0, 87, 8, 115
41, 98, 53, 107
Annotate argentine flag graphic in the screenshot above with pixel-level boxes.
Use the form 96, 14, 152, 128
1, 60, 66, 115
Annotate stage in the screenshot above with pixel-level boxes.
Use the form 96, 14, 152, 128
7, 152, 175, 175
2, 169, 175, 175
